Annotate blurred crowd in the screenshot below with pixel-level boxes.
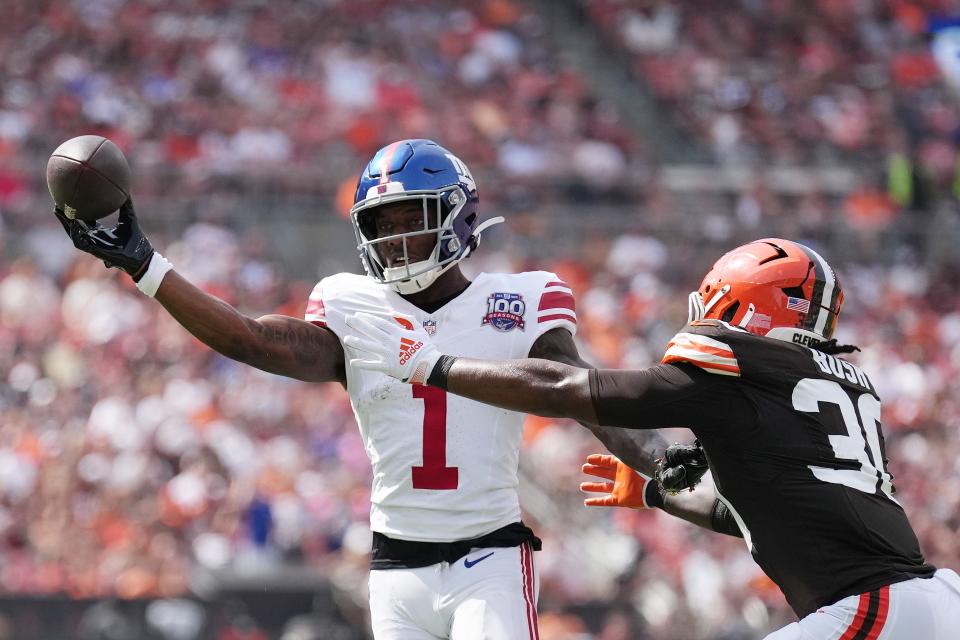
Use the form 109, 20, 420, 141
1, 214, 959, 639
584, 0, 960, 182
2, 0, 960, 638
0, 0, 641, 210
3, 0, 957, 195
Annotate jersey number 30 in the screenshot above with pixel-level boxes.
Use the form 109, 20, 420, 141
412, 386, 459, 490
792, 379, 895, 500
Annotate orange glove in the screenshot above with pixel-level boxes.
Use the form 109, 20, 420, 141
580, 454, 663, 509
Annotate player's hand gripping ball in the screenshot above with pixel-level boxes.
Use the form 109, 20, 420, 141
656, 440, 710, 494
54, 200, 155, 278
47, 135, 132, 222
344, 312, 444, 385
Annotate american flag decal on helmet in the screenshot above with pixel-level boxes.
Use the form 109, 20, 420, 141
662, 332, 741, 376
786, 297, 811, 313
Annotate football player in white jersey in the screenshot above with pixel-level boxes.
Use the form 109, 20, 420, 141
55, 139, 669, 639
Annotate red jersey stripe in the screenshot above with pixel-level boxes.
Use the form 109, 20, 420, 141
538, 291, 576, 312
305, 300, 325, 318
538, 313, 577, 325
545, 281, 568, 288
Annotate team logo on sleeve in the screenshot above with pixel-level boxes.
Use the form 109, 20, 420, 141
482, 292, 526, 331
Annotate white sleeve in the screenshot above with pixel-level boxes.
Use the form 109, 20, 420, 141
532, 272, 577, 338
302, 273, 375, 342
304, 280, 328, 327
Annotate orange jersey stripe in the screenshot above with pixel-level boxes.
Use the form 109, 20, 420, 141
662, 353, 741, 375
665, 338, 734, 360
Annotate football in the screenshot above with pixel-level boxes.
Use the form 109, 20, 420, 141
46, 135, 132, 222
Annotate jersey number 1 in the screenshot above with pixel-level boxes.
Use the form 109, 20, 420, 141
412, 386, 459, 490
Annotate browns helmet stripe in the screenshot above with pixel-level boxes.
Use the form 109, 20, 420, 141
823, 256, 843, 337
798, 244, 837, 337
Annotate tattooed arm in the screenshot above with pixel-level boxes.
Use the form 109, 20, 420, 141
154, 271, 345, 383
528, 328, 666, 475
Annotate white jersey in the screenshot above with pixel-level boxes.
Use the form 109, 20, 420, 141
305, 271, 577, 542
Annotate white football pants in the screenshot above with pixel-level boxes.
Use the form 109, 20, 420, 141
765, 568, 960, 639
368, 543, 539, 640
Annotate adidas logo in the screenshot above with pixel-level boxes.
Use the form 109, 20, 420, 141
399, 337, 423, 365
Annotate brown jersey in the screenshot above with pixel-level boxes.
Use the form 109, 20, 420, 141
589, 319, 935, 617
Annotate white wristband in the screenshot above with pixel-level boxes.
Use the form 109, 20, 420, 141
135, 252, 173, 298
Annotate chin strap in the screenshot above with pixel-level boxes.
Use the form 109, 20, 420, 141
473, 216, 505, 236
468, 216, 505, 253
737, 303, 756, 329
390, 216, 506, 294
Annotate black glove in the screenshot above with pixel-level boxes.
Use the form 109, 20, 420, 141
55, 199, 154, 280
656, 440, 709, 494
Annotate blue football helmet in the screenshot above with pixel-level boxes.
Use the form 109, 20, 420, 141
350, 139, 503, 294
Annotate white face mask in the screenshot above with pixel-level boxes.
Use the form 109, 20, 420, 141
687, 285, 732, 323
381, 217, 502, 294
382, 258, 450, 295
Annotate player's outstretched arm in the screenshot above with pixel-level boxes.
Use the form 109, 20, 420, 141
446, 356, 597, 421
581, 453, 743, 538
528, 328, 668, 476
345, 312, 732, 430
154, 271, 345, 382
345, 312, 598, 420
55, 202, 345, 383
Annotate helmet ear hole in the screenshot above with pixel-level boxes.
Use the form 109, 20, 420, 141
720, 301, 740, 323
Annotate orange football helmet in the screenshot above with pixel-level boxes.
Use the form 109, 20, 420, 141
688, 238, 844, 346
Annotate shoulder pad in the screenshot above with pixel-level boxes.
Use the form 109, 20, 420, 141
661, 321, 742, 376
305, 281, 326, 326
304, 273, 372, 326
531, 271, 576, 327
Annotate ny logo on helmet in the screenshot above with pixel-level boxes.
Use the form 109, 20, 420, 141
445, 154, 476, 193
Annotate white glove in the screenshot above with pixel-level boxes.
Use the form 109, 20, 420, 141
343, 312, 444, 385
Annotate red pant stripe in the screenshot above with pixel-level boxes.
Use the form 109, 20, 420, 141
838, 593, 871, 640
520, 544, 539, 640
865, 586, 890, 640
840, 587, 889, 640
